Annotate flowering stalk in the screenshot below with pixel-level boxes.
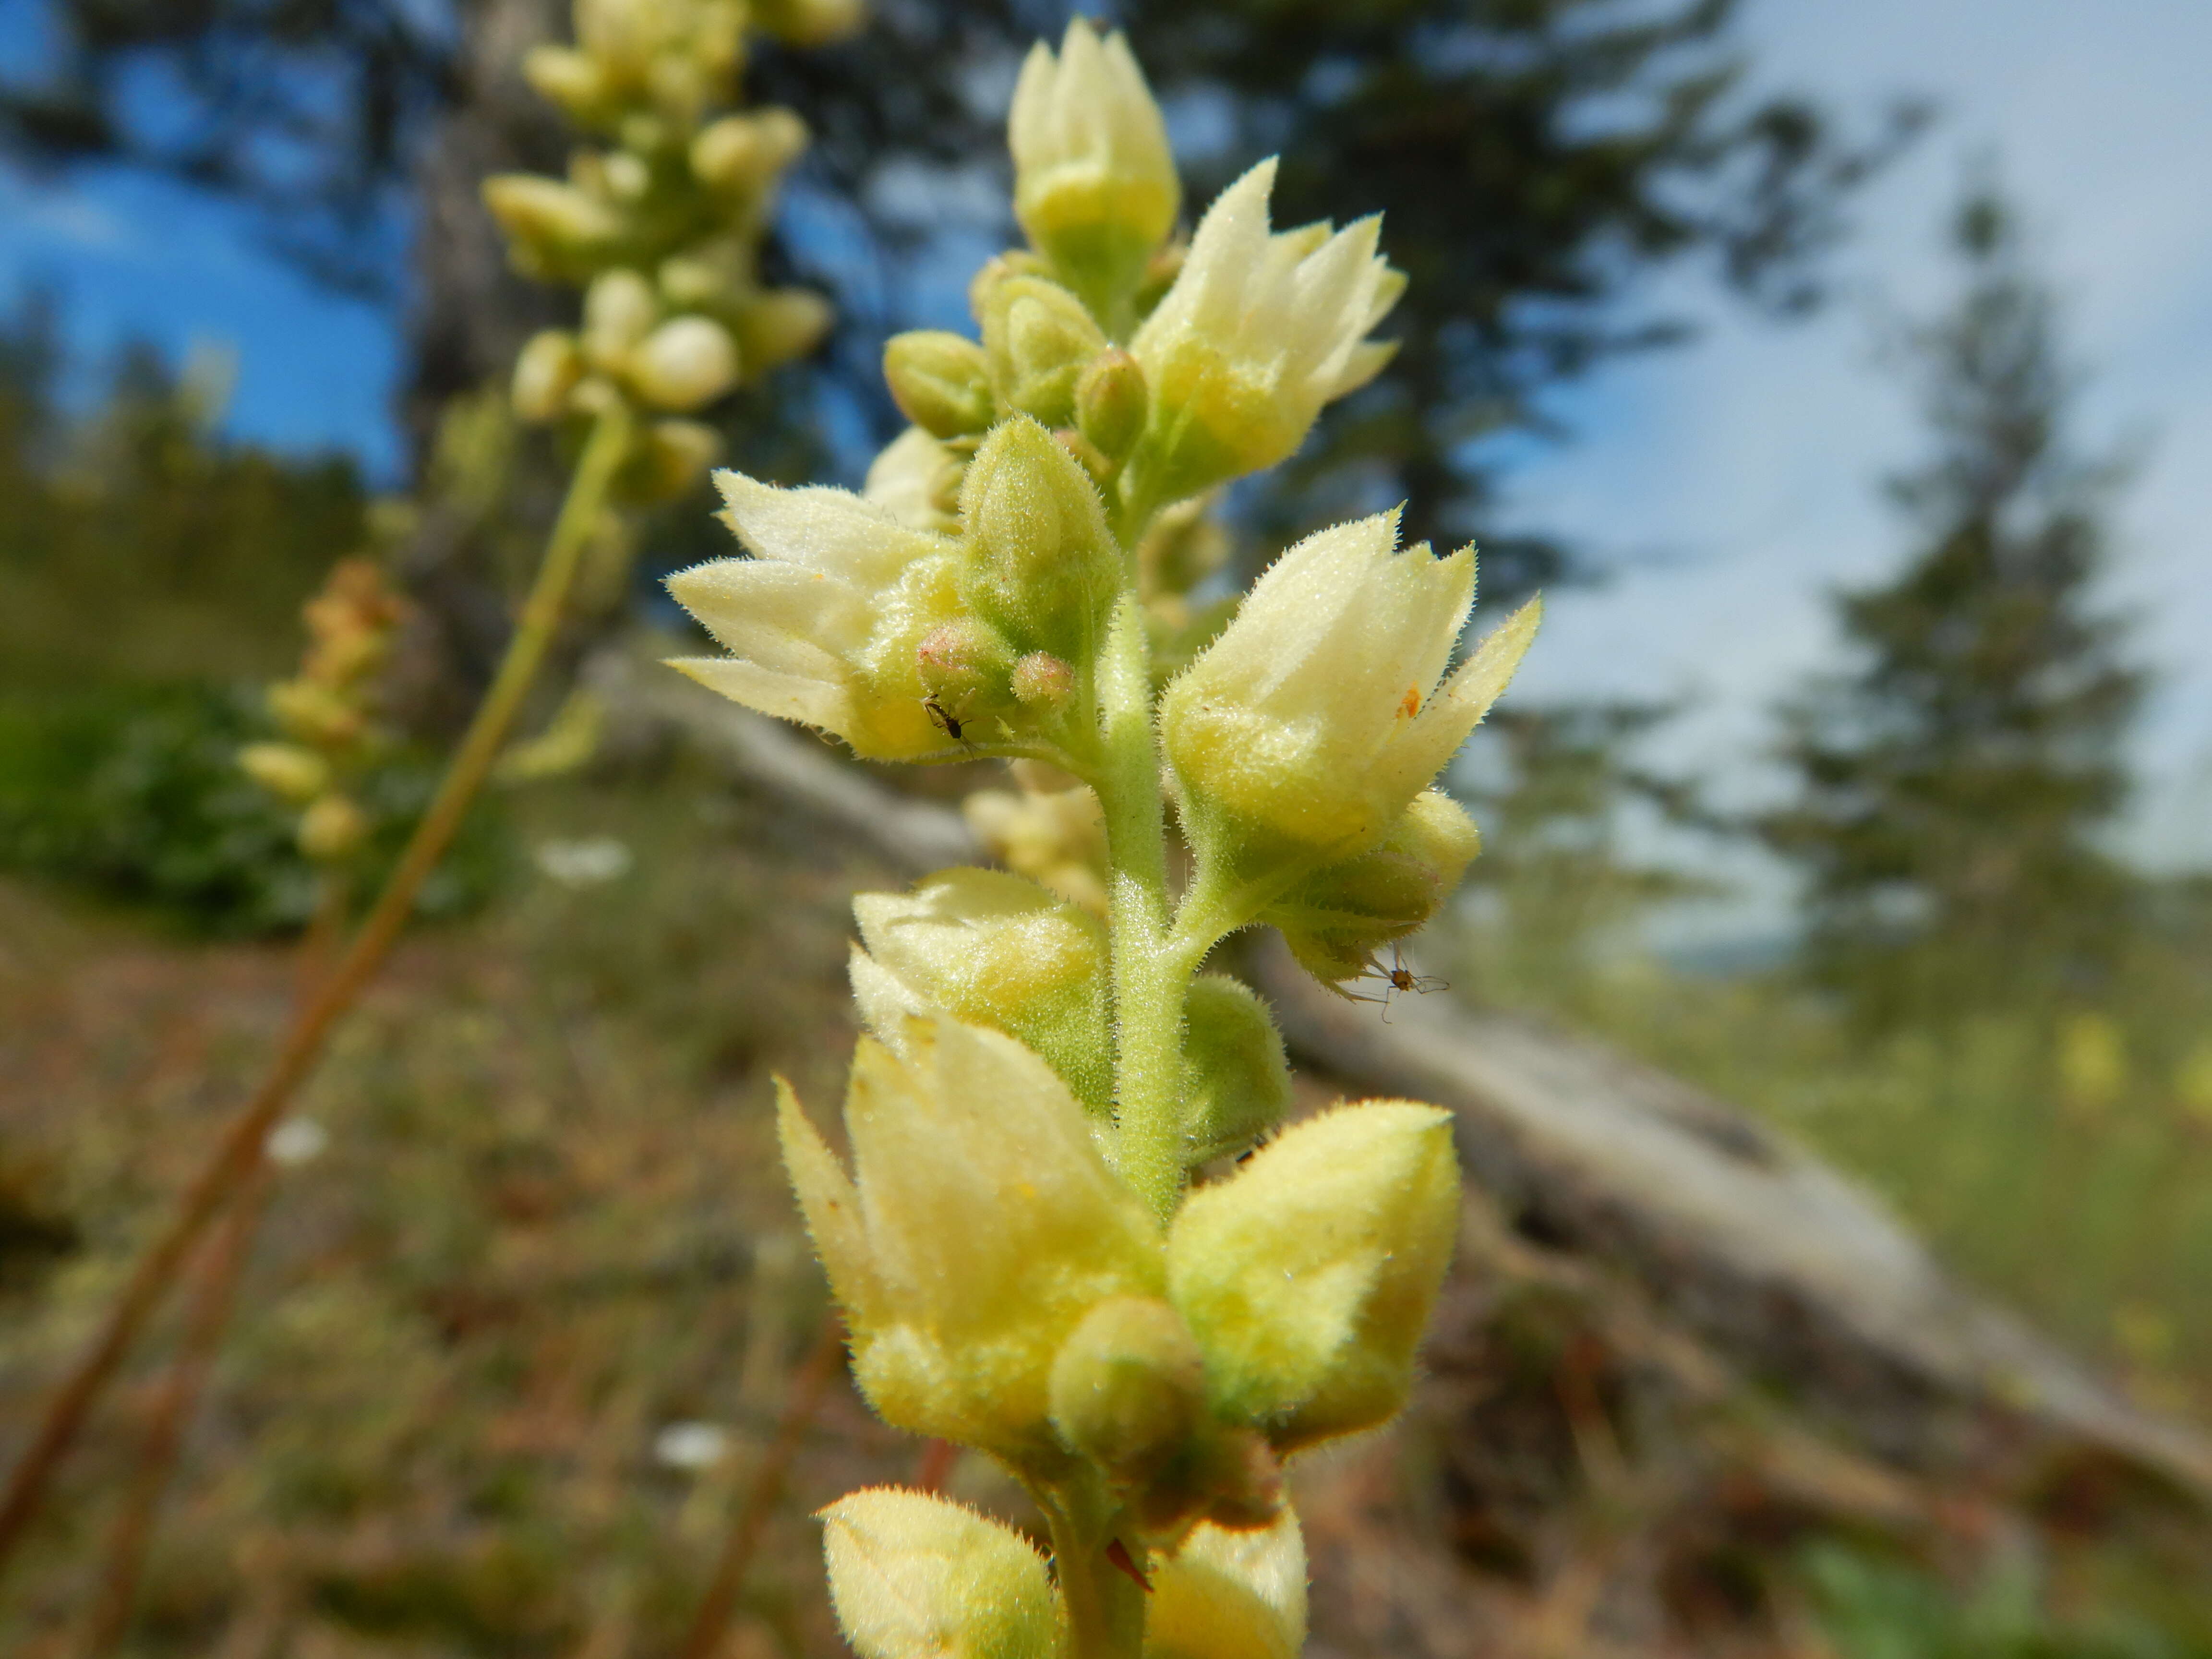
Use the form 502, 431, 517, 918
666, 20, 1536, 1656
0, 0, 852, 1588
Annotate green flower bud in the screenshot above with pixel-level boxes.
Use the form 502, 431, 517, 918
778, 1015, 1163, 1465
977, 272, 1107, 428
1128, 159, 1404, 503
512, 329, 584, 422
237, 742, 331, 805
1147, 1512, 1308, 1659
1178, 976, 1292, 1165
583, 269, 660, 370
884, 331, 997, 439
851, 869, 1112, 1114
297, 793, 369, 863
731, 287, 833, 373
481, 175, 622, 282
1049, 1296, 1205, 1478
821, 1490, 1058, 1659
915, 619, 1017, 712
1076, 347, 1148, 460
1168, 1101, 1460, 1453
668, 470, 965, 759
959, 416, 1119, 663
1161, 510, 1538, 859
690, 108, 809, 195
1265, 790, 1481, 986
1009, 21, 1180, 315
626, 315, 741, 411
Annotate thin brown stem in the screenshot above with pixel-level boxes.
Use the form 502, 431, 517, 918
74, 872, 349, 1657
0, 403, 634, 1585
673, 1316, 843, 1659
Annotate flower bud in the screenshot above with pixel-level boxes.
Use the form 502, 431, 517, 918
1266, 790, 1481, 986
481, 175, 621, 282
883, 331, 996, 439
297, 793, 370, 863
976, 273, 1106, 429
958, 416, 1119, 663
1010, 651, 1074, 710
1129, 159, 1404, 503
237, 742, 330, 805
582, 268, 660, 369
512, 329, 584, 422
1168, 1101, 1460, 1453
1178, 976, 1292, 1165
731, 287, 834, 373
914, 618, 1018, 730
820, 1491, 1057, 1659
853, 869, 1112, 1114
522, 46, 612, 126
1147, 1512, 1309, 1659
1076, 348, 1147, 460
267, 679, 361, 747
621, 418, 721, 503
777, 1015, 1162, 1464
1009, 21, 1180, 311
750, 0, 866, 47
1162, 510, 1539, 859
627, 315, 741, 410
1049, 1296, 1205, 1478
961, 784, 1109, 916
690, 108, 809, 194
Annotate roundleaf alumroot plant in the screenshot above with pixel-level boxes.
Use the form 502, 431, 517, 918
666, 22, 1539, 1656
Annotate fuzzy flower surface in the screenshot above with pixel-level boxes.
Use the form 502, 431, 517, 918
1009, 19, 1180, 301
1130, 158, 1404, 501
665, 470, 962, 759
1163, 508, 1540, 856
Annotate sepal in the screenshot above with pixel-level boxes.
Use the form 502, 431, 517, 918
1168, 1101, 1460, 1452
1266, 790, 1481, 986
1146, 1511, 1308, 1659
820, 1490, 1059, 1659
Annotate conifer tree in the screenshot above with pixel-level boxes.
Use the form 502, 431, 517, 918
1762, 185, 2142, 1019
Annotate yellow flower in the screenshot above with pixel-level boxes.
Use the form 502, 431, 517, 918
1130, 158, 1403, 502
665, 471, 962, 758
778, 1014, 1163, 1465
1162, 509, 1538, 857
1009, 20, 1180, 310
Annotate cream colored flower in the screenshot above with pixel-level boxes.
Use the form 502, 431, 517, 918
778, 1014, 1163, 1465
1130, 158, 1404, 502
1161, 509, 1539, 855
665, 471, 963, 758
1009, 19, 1180, 299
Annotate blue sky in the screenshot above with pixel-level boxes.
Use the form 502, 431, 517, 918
4, 0, 2208, 900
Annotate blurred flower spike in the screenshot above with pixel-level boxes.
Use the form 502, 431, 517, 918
486, 0, 852, 502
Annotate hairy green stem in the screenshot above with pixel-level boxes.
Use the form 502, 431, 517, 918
1046, 1498, 1144, 1659
1096, 590, 1189, 1218
0, 401, 635, 1586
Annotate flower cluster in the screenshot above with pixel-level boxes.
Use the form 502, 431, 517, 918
238, 558, 409, 864
662, 20, 1536, 1653
486, 0, 854, 501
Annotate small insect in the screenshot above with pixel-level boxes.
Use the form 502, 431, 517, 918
1345, 945, 1448, 1021
922, 693, 973, 747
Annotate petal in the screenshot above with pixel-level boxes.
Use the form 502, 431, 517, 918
714, 470, 952, 589
668, 654, 857, 739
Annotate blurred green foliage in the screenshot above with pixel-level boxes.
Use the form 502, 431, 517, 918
1762, 186, 2143, 1024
